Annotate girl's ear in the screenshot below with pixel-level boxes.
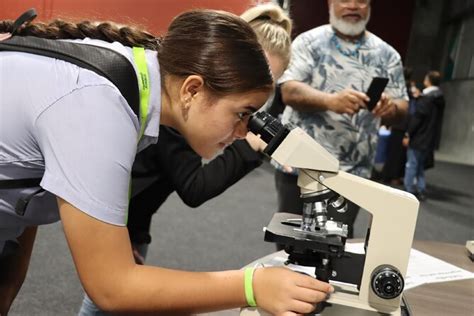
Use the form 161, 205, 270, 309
179, 75, 205, 104
179, 75, 205, 121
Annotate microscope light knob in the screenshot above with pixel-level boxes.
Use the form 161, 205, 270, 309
371, 265, 404, 299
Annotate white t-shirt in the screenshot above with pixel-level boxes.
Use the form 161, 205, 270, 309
0, 38, 161, 252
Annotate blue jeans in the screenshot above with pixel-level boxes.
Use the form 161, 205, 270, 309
404, 148, 427, 194
77, 243, 149, 315
78, 294, 110, 316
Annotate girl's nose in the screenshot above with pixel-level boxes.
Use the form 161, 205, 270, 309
233, 119, 249, 140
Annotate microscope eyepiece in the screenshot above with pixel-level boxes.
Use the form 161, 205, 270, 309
248, 111, 292, 156
248, 111, 284, 144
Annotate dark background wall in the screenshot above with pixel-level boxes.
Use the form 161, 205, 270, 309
0, 0, 257, 34
288, 0, 415, 60
405, 0, 474, 165
405, 0, 474, 82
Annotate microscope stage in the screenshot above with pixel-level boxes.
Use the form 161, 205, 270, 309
264, 212, 345, 257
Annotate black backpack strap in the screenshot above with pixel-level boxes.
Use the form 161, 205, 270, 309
0, 9, 144, 216
0, 178, 41, 189
14, 187, 45, 216
0, 36, 142, 215
0, 178, 44, 216
0, 36, 140, 116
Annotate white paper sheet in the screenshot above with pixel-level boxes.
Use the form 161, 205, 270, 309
404, 247, 474, 290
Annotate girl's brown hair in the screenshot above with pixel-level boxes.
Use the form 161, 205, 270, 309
0, 9, 273, 94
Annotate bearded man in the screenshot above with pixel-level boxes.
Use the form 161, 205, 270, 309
275, 0, 409, 238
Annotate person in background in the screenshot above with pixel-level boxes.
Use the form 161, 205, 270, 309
0, 9, 333, 316
276, 0, 409, 238
403, 71, 445, 201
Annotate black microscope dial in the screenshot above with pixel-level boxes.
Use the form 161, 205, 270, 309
371, 265, 404, 299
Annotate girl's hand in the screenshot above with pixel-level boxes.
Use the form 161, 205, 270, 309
245, 132, 267, 152
253, 267, 334, 316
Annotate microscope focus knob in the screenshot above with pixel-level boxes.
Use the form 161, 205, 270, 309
371, 265, 404, 299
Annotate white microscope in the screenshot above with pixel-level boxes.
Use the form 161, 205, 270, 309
243, 112, 419, 316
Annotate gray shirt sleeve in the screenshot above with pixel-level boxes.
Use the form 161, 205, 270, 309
35, 85, 138, 226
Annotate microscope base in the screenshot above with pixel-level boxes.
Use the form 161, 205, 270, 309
241, 296, 411, 316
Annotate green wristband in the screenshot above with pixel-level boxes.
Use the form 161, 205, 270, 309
244, 267, 257, 307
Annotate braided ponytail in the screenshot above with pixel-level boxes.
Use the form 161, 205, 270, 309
1, 10, 273, 95
0, 19, 160, 50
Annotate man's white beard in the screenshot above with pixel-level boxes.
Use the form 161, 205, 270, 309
329, 5, 370, 37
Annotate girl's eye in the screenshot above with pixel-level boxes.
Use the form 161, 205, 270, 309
237, 111, 252, 121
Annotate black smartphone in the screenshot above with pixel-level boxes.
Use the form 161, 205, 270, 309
365, 77, 389, 111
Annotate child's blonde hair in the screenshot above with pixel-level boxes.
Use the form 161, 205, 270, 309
241, 3, 292, 69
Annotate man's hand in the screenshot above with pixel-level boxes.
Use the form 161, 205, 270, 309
326, 89, 369, 114
372, 93, 398, 119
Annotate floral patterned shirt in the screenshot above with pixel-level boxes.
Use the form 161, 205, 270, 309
279, 25, 408, 178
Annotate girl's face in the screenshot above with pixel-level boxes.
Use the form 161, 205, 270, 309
174, 52, 286, 159
181, 88, 270, 159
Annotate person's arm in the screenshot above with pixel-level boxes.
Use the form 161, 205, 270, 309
59, 197, 333, 315
0, 226, 37, 315
157, 127, 264, 207
279, 31, 368, 115
281, 81, 369, 114
127, 130, 266, 251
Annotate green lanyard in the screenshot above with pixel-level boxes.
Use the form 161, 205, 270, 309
132, 47, 151, 141
126, 47, 150, 223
